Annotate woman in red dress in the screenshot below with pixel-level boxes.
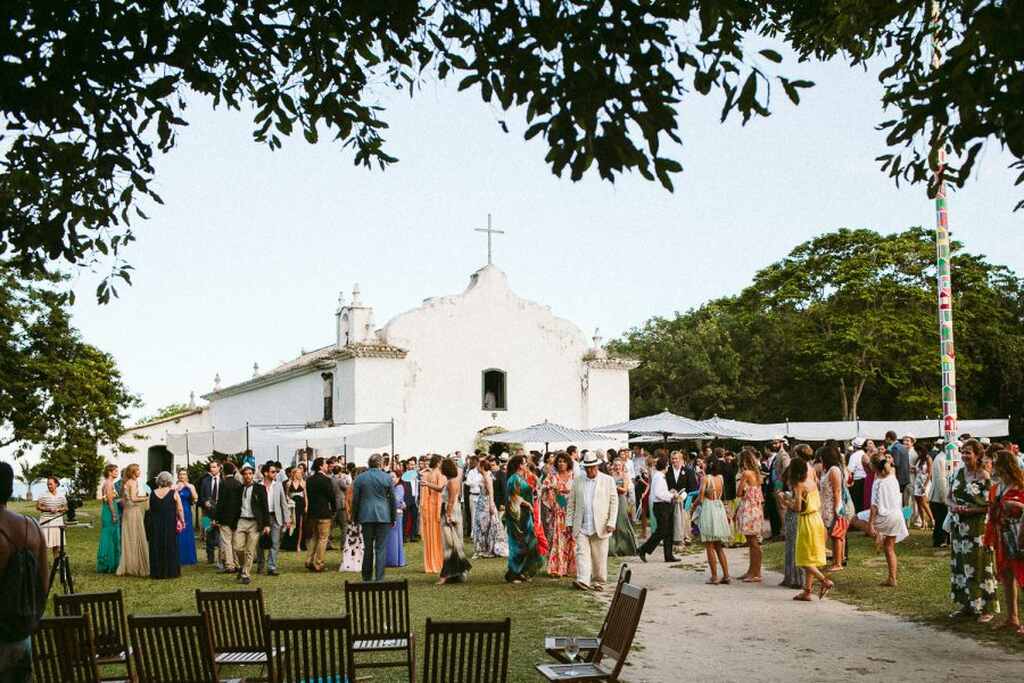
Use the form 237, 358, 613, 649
525, 460, 549, 559
984, 450, 1024, 637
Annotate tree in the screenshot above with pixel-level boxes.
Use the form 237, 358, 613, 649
13, 456, 41, 501
613, 227, 1024, 440
3, 2, 1021, 300
138, 402, 192, 425
0, 263, 140, 493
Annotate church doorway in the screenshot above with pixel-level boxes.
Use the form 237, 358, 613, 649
146, 446, 173, 487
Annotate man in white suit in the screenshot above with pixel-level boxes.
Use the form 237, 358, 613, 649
566, 452, 618, 591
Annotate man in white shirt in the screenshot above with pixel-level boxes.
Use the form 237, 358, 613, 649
637, 456, 678, 563
929, 443, 951, 548
464, 457, 484, 532
848, 437, 867, 513
566, 452, 618, 591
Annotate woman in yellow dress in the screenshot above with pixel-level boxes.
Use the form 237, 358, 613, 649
787, 458, 833, 601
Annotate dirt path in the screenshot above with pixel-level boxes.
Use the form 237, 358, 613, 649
615, 547, 1021, 682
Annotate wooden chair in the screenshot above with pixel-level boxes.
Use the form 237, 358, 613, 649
421, 618, 511, 683
54, 590, 133, 681
128, 613, 241, 683
535, 584, 647, 682
264, 616, 354, 683
343, 580, 415, 680
544, 563, 631, 663
196, 588, 279, 669
32, 615, 105, 683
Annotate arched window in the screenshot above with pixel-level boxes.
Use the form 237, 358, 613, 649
482, 369, 507, 411
321, 372, 334, 422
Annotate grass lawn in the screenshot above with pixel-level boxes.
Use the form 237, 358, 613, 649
16, 500, 607, 682
762, 527, 1024, 653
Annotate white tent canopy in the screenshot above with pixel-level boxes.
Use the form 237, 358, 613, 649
482, 421, 616, 448
614, 414, 1009, 443
592, 411, 710, 438
166, 423, 392, 463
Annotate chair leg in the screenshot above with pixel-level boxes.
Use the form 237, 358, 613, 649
408, 633, 417, 683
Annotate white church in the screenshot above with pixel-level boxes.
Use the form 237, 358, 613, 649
105, 256, 638, 476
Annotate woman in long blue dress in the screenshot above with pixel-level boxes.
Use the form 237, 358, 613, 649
385, 471, 406, 567
96, 464, 122, 573
175, 469, 198, 566
503, 455, 543, 583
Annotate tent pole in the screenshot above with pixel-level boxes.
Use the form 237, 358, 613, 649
185, 429, 190, 470
390, 419, 395, 456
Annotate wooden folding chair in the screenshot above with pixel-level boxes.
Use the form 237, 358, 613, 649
196, 588, 279, 671
264, 616, 354, 683
343, 580, 415, 681
544, 563, 631, 663
421, 618, 511, 683
54, 590, 134, 681
32, 615, 105, 683
536, 584, 647, 682
128, 613, 241, 683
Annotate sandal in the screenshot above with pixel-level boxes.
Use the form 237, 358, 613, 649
991, 620, 1021, 631
719, 576, 732, 585
977, 613, 995, 624
818, 579, 834, 600
742, 576, 762, 583
706, 578, 720, 585
792, 591, 813, 602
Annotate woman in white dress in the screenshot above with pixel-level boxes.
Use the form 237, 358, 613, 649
865, 454, 909, 587
36, 477, 67, 562
912, 447, 934, 529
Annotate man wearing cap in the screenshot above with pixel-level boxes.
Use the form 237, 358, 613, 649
231, 463, 270, 585
566, 452, 618, 591
848, 438, 868, 513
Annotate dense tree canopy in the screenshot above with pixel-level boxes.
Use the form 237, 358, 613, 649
611, 227, 1024, 441
0, 262, 139, 494
2, 1, 1021, 299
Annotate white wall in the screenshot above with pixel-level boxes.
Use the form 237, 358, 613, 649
379, 265, 630, 454
96, 408, 212, 493
209, 371, 324, 430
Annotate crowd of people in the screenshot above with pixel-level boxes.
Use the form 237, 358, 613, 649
1, 429, 1021, 679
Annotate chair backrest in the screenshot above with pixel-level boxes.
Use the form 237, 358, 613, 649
597, 564, 631, 638
422, 618, 511, 683
195, 588, 267, 654
129, 613, 220, 683
343, 580, 410, 639
594, 583, 647, 679
32, 615, 101, 683
265, 616, 354, 683
54, 590, 129, 660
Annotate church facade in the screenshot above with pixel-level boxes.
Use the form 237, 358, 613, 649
203, 265, 637, 457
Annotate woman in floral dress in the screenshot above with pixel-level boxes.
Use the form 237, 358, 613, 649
948, 439, 1000, 622
735, 449, 764, 582
472, 457, 508, 558
543, 453, 576, 577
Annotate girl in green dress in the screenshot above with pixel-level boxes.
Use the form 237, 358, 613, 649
949, 439, 1000, 621
96, 464, 121, 573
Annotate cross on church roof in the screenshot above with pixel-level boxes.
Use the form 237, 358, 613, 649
474, 213, 504, 266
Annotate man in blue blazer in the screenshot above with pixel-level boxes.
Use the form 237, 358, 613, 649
351, 454, 396, 582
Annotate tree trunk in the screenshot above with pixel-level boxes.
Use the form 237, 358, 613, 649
839, 379, 850, 420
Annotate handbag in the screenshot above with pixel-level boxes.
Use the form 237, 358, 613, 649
831, 516, 848, 539
1001, 518, 1024, 560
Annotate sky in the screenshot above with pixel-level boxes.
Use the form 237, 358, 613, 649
64, 48, 1024, 422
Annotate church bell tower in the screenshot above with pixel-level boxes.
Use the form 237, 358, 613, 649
336, 283, 374, 348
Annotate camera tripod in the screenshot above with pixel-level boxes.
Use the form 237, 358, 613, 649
41, 516, 75, 595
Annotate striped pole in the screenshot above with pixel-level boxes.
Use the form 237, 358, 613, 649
931, 1, 959, 468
